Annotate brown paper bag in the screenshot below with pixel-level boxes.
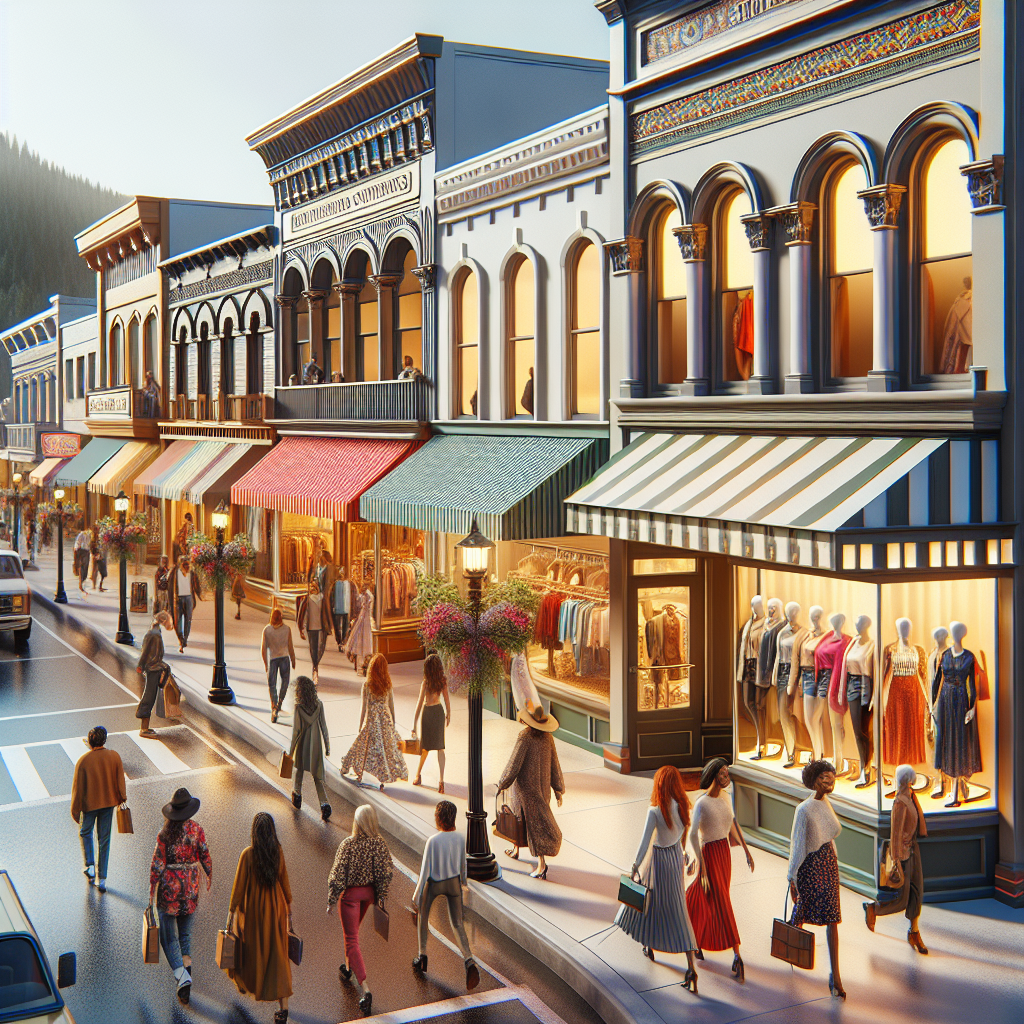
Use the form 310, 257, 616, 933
117, 803, 133, 835
142, 906, 160, 964
215, 928, 237, 970
279, 750, 294, 779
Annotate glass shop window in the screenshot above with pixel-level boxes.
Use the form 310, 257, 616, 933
570, 241, 601, 416
638, 586, 691, 711
654, 205, 687, 385
719, 190, 754, 383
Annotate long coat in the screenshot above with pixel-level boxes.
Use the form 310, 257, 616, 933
290, 700, 330, 782
496, 726, 565, 857
296, 592, 334, 663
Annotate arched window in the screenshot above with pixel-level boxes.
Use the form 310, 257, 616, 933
176, 326, 188, 398
570, 241, 601, 415
144, 315, 158, 381
109, 322, 123, 386
827, 162, 873, 379
198, 323, 211, 397
221, 318, 235, 395
507, 256, 535, 417
295, 300, 310, 377
653, 207, 686, 386
357, 278, 379, 381
128, 317, 142, 388
918, 137, 973, 375
325, 282, 341, 381
717, 191, 754, 383
397, 248, 422, 374
454, 268, 479, 418
246, 312, 264, 394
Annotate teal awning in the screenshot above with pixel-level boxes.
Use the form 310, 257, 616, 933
54, 438, 129, 486
359, 434, 606, 540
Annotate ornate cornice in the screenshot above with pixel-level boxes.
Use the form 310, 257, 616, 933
369, 273, 403, 295
858, 184, 906, 229
741, 213, 773, 251
672, 223, 708, 262
411, 264, 437, 291
604, 236, 644, 275
333, 281, 362, 298
773, 202, 816, 246
593, 0, 625, 26
168, 260, 274, 305
961, 156, 1004, 211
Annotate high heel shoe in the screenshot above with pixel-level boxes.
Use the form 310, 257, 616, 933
731, 954, 744, 982
438, 781, 444, 794
413, 776, 422, 786
863, 901, 876, 932
506, 846, 519, 860
829, 973, 846, 999
682, 967, 698, 994
642, 946, 654, 962
908, 930, 929, 954
530, 865, 548, 879
695, 948, 704, 961
412, 954, 428, 974
359, 992, 373, 1015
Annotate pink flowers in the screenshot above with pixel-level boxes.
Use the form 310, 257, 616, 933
186, 532, 255, 589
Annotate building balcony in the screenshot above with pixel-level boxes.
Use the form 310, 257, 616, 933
270, 377, 431, 427
3, 421, 58, 461
168, 393, 271, 425
84, 385, 161, 439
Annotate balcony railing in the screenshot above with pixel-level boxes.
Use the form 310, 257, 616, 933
4, 421, 58, 459
86, 385, 161, 421
272, 378, 431, 423
170, 393, 269, 425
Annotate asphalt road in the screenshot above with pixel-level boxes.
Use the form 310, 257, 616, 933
0, 605, 603, 1024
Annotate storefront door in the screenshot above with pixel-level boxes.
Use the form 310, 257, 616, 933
628, 565, 705, 771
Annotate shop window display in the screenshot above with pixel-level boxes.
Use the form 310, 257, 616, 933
638, 585, 691, 711
281, 512, 332, 588
735, 567, 996, 814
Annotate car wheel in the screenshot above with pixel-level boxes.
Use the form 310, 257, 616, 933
14, 623, 31, 646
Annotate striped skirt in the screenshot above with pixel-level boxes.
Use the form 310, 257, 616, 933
685, 838, 740, 951
614, 841, 697, 953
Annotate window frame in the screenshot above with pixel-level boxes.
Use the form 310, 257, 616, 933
712, 187, 754, 394
648, 203, 688, 393
395, 248, 422, 379
567, 239, 603, 418
452, 266, 480, 420
505, 253, 536, 419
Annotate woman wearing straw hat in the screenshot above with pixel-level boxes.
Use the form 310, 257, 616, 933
149, 787, 212, 1006
495, 655, 565, 880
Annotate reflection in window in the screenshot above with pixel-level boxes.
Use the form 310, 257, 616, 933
397, 249, 422, 374
638, 586, 691, 711
325, 287, 341, 381
920, 138, 973, 375
508, 257, 534, 417
655, 206, 687, 384
128, 318, 142, 388
109, 322, 123, 386
455, 269, 478, 417
719, 191, 754, 382
633, 557, 697, 574
357, 279, 378, 381
570, 241, 601, 416
829, 163, 874, 379
144, 315, 158, 379
295, 306, 310, 379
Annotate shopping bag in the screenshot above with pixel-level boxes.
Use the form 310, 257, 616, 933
162, 676, 183, 719
879, 841, 904, 889
373, 902, 390, 941
279, 750, 294, 779
401, 733, 421, 755
617, 872, 650, 914
116, 803, 133, 835
142, 906, 160, 964
770, 892, 814, 969
492, 791, 528, 847
288, 930, 303, 966
215, 927, 237, 970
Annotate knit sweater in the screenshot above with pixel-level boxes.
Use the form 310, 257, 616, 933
688, 792, 734, 859
788, 796, 841, 881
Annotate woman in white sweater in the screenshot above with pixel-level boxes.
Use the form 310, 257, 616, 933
789, 759, 845, 999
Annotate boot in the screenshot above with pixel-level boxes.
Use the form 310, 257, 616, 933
291, 792, 301, 809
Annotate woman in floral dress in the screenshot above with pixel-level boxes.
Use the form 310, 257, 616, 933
341, 653, 408, 790
344, 588, 374, 675
149, 787, 213, 1006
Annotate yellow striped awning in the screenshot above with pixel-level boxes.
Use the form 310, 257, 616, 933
88, 442, 161, 496
29, 458, 69, 487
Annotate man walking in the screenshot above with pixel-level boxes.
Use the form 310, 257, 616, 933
70, 726, 127, 893
137, 611, 173, 738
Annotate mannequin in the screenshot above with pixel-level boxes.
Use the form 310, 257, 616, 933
927, 627, 950, 798
735, 596, 766, 740
647, 602, 684, 706
841, 616, 876, 788
771, 602, 802, 768
751, 598, 784, 759
796, 606, 826, 761
882, 618, 928, 768
931, 621, 982, 807
818, 613, 853, 775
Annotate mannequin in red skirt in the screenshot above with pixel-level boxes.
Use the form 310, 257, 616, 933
685, 757, 756, 980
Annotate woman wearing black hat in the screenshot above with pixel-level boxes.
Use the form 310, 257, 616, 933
149, 787, 212, 1006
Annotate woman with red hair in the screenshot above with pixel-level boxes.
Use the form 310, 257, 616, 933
340, 653, 409, 790
615, 765, 700, 994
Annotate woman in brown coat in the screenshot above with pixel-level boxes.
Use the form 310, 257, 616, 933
227, 812, 293, 1022
296, 578, 334, 679
496, 706, 565, 880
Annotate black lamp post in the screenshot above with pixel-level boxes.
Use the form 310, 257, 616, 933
114, 490, 133, 645
456, 517, 500, 883
208, 501, 235, 705
12, 473, 21, 556
53, 488, 68, 605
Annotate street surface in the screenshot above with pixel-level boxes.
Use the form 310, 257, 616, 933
0, 604, 597, 1024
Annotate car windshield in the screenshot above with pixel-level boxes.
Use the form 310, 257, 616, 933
0, 936, 55, 1013
0, 556, 22, 581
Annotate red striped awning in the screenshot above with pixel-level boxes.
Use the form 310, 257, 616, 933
231, 436, 420, 521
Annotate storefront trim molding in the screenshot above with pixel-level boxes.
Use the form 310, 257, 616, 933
433, 421, 609, 438
158, 423, 273, 444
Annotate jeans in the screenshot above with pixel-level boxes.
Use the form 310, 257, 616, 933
158, 910, 194, 973
268, 657, 291, 709
339, 885, 375, 984
80, 806, 114, 878
307, 629, 322, 669
417, 876, 473, 961
177, 595, 194, 644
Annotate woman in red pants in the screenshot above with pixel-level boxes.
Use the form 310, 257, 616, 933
326, 804, 394, 1015
685, 758, 756, 980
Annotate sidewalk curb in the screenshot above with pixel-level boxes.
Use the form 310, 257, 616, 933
33, 589, 657, 1024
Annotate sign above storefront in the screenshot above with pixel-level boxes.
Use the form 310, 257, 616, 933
87, 387, 132, 419
283, 163, 420, 243
40, 432, 81, 457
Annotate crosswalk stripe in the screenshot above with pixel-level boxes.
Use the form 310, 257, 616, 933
126, 732, 191, 775
59, 737, 88, 768
0, 746, 50, 802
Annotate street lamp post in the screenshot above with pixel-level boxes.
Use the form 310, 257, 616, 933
53, 489, 68, 604
456, 517, 500, 883
114, 490, 133, 645
208, 501, 235, 705
12, 473, 21, 557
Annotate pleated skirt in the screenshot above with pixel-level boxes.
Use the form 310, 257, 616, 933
614, 841, 697, 953
685, 838, 741, 951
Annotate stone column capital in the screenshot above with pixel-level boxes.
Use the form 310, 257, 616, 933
334, 280, 363, 298
857, 184, 907, 230
672, 223, 708, 261
604, 236, 644, 275
301, 289, 329, 310
772, 202, 817, 246
961, 156, 1004, 211
411, 263, 437, 291
368, 273, 403, 295
274, 294, 300, 309
740, 212, 773, 251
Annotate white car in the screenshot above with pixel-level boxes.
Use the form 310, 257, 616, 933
0, 548, 30, 645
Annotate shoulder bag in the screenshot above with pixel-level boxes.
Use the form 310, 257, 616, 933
492, 790, 528, 848
770, 891, 815, 969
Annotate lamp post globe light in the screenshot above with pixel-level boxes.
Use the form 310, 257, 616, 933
114, 490, 133, 645
456, 517, 500, 883
53, 488, 68, 605
208, 500, 235, 705
12, 473, 21, 556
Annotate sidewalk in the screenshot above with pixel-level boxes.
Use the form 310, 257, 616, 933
25, 550, 1024, 1024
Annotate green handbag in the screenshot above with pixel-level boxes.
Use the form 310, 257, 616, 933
618, 872, 651, 914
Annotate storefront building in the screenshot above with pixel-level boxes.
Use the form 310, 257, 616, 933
236, 34, 609, 654
577, 0, 1019, 903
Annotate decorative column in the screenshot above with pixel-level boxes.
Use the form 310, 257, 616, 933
858, 183, 906, 392
274, 294, 299, 386
412, 264, 437, 418
672, 223, 709, 395
777, 202, 816, 393
334, 281, 362, 382
302, 288, 329, 372
369, 273, 402, 379
604, 237, 644, 398
741, 212, 775, 394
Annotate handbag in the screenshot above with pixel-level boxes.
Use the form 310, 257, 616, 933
373, 902, 390, 941
215, 923, 238, 970
492, 791, 528, 847
770, 892, 815, 970
142, 905, 160, 964
279, 749, 294, 780
617, 871, 651, 914
288, 930, 303, 966
879, 840, 904, 889
401, 732, 421, 756
116, 803, 133, 835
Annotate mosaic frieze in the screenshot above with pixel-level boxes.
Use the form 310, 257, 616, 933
169, 260, 273, 304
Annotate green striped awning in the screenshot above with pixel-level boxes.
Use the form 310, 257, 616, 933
55, 438, 129, 486
360, 434, 607, 540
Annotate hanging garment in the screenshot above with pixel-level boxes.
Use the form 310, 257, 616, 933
931, 648, 983, 777
733, 291, 754, 380
939, 288, 973, 374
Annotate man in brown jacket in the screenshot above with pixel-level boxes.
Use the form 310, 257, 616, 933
70, 726, 127, 892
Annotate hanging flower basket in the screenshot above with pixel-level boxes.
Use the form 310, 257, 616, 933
97, 514, 148, 560
187, 532, 255, 590
37, 501, 82, 526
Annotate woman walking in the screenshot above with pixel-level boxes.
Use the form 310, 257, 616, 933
232, 573, 246, 619
149, 787, 212, 1006
153, 556, 171, 615
326, 805, 394, 1015
864, 763, 929, 954
297, 577, 333, 679
789, 759, 845, 999
261, 608, 296, 723
89, 524, 107, 591
340, 654, 408, 790
345, 587, 374, 674
685, 758, 755, 981
290, 674, 332, 821
170, 556, 202, 653
412, 654, 451, 793
226, 812, 293, 1023
615, 765, 700, 993
73, 525, 90, 593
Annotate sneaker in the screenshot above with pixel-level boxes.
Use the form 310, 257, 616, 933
96, 878, 106, 893
321, 803, 332, 821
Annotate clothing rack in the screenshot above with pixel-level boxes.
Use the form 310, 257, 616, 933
510, 571, 609, 604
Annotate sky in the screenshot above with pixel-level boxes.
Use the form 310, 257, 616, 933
0, 0, 609, 206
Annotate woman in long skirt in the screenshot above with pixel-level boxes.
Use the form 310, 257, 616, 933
615, 765, 700, 993
340, 654, 408, 790
685, 758, 755, 980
